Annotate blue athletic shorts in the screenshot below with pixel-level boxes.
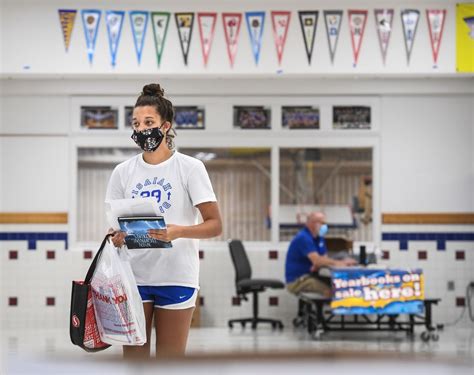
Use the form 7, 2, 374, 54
137, 285, 197, 309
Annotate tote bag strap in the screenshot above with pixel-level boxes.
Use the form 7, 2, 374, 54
84, 234, 113, 284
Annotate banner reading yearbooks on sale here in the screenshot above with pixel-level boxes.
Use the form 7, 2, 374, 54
331, 268, 425, 315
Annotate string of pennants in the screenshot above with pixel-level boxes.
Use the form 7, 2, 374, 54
59, 8, 448, 68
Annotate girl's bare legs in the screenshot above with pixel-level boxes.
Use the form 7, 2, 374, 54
123, 302, 154, 359
154, 307, 195, 358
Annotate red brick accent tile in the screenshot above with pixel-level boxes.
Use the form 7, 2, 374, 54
46, 297, 55, 306
418, 250, 427, 260
199, 250, 204, 259
269, 296, 279, 306
268, 250, 278, 260
46, 250, 55, 260
232, 296, 241, 306
83, 250, 93, 259
9, 297, 18, 306
455, 250, 465, 261
9, 250, 18, 260
382, 250, 390, 260
456, 297, 465, 307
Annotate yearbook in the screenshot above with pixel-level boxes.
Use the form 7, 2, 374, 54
118, 216, 172, 249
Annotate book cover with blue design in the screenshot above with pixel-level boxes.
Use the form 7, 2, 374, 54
118, 216, 172, 249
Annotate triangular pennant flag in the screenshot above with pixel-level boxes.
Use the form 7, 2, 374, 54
222, 13, 242, 67
151, 12, 170, 67
175, 13, 195, 65
348, 10, 368, 67
129, 11, 149, 65
271, 11, 291, 66
298, 11, 318, 65
374, 9, 394, 64
245, 11, 265, 65
324, 10, 343, 64
426, 9, 447, 66
401, 9, 420, 65
197, 13, 217, 67
81, 9, 101, 65
58, 9, 77, 52
105, 10, 125, 67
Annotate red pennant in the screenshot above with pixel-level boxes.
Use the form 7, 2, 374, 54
348, 10, 368, 66
271, 11, 291, 65
197, 13, 217, 67
222, 13, 242, 67
426, 9, 446, 66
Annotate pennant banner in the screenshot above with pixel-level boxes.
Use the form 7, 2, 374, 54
456, 3, 474, 72
245, 11, 265, 65
81, 9, 101, 65
401, 9, 420, 65
175, 13, 195, 65
374, 9, 394, 64
151, 12, 170, 67
324, 10, 343, 64
348, 10, 368, 67
426, 9, 446, 67
298, 11, 318, 65
58, 9, 77, 52
222, 13, 242, 67
198, 12, 217, 67
271, 11, 291, 66
105, 10, 125, 67
130, 11, 149, 65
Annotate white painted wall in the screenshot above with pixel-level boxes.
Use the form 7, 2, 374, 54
381, 95, 474, 212
0, 0, 459, 77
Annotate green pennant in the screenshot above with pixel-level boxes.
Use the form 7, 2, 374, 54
151, 12, 170, 67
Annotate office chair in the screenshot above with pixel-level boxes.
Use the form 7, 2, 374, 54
227, 239, 285, 330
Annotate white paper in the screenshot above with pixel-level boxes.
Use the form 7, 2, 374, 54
105, 198, 161, 230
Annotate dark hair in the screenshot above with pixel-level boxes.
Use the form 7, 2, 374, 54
135, 83, 176, 149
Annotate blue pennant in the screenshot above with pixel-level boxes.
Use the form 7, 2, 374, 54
245, 11, 265, 65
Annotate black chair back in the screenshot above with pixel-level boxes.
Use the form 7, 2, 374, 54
228, 239, 252, 284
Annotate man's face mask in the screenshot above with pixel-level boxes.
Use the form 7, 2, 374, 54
131, 123, 166, 152
318, 223, 328, 237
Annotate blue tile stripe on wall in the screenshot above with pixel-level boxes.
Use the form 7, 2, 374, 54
0, 233, 68, 250
382, 232, 474, 251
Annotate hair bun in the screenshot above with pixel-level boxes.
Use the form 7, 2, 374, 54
142, 83, 164, 97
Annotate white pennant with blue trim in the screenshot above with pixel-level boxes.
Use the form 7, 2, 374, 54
245, 11, 265, 65
105, 10, 125, 67
130, 11, 149, 65
81, 9, 101, 65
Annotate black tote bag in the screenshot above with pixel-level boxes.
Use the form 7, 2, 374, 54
70, 234, 112, 352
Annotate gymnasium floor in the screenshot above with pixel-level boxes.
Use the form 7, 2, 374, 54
2, 325, 473, 374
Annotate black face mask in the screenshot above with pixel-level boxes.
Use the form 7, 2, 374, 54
131, 125, 166, 152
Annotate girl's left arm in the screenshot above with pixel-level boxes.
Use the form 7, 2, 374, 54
148, 201, 222, 242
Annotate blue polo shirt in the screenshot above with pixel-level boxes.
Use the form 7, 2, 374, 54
285, 227, 327, 283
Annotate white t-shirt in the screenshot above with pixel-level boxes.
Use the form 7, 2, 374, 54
105, 151, 217, 288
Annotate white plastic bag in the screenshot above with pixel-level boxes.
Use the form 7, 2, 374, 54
91, 241, 146, 346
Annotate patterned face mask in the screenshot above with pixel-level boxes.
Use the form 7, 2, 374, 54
131, 125, 165, 152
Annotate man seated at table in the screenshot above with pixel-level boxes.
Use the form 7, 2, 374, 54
285, 212, 357, 297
